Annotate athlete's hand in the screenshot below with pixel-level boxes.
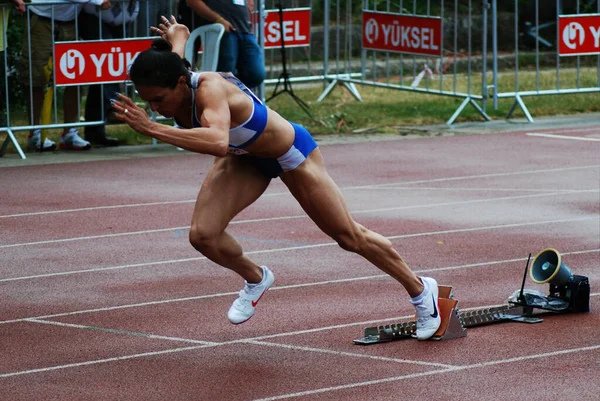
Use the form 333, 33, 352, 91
151, 15, 190, 43
112, 94, 153, 135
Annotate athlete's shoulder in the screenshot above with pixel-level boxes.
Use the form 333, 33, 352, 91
196, 71, 221, 81
196, 72, 228, 89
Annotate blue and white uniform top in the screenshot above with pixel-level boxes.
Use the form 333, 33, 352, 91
183, 71, 268, 155
175, 71, 318, 178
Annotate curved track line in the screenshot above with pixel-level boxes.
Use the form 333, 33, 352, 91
526, 133, 600, 141
250, 344, 600, 401
1, 215, 597, 281
2, 296, 598, 379
1, 249, 597, 325
0, 217, 597, 282
2, 164, 597, 219
2, 189, 597, 248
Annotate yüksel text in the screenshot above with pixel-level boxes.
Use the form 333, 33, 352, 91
380, 22, 438, 50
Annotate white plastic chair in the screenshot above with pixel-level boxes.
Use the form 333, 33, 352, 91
184, 24, 225, 72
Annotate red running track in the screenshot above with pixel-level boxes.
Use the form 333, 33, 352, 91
1, 126, 599, 400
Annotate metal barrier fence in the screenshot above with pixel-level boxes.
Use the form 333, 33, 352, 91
0, 0, 177, 159
320, 0, 492, 124
494, 0, 600, 122
323, 0, 599, 124
1, 0, 599, 160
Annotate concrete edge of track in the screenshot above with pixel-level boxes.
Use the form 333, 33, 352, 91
1, 112, 599, 168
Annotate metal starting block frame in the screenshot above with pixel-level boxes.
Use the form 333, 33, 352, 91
354, 285, 543, 345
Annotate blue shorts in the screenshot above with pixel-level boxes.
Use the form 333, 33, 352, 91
245, 123, 318, 179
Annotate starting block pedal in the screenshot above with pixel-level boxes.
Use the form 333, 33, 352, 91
354, 285, 467, 345
355, 252, 591, 345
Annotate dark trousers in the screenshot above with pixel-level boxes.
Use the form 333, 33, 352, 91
78, 13, 129, 137
0, 50, 6, 126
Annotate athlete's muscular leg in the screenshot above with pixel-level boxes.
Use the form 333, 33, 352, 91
189, 156, 271, 283
281, 149, 424, 297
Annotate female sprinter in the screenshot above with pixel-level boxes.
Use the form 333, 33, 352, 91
112, 17, 441, 339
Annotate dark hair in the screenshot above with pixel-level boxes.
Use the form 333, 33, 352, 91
129, 39, 191, 88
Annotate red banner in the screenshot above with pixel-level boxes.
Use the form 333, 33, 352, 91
558, 14, 600, 56
54, 38, 153, 86
264, 8, 311, 49
362, 11, 442, 57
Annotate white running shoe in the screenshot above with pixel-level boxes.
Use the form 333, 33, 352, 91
411, 277, 441, 340
227, 266, 275, 325
59, 128, 91, 150
27, 129, 56, 151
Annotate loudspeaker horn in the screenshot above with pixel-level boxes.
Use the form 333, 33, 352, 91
530, 248, 573, 285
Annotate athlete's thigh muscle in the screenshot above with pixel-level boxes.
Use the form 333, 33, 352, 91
192, 156, 271, 235
280, 149, 355, 238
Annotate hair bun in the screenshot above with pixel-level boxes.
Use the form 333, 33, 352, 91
151, 38, 173, 52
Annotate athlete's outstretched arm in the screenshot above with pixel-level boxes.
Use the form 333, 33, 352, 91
150, 15, 190, 59
112, 76, 231, 156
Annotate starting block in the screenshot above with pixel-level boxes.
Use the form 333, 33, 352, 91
353, 285, 551, 345
355, 250, 591, 345
354, 285, 467, 344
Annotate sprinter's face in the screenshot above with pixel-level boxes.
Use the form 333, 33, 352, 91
136, 76, 189, 118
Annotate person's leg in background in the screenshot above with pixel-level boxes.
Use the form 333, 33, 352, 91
216, 31, 239, 75
21, 14, 56, 151
235, 32, 265, 89
0, 7, 7, 128
56, 18, 90, 150
135, 0, 151, 37
136, 0, 171, 37
79, 12, 119, 146
0, 50, 7, 128
156, 0, 172, 23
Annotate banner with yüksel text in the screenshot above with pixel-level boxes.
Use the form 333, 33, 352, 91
362, 11, 442, 57
54, 38, 154, 86
263, 8, 311, 49
558, 14, 600, 56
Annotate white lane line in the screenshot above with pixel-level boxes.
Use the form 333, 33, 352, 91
0, 257, 207, 282
250, 344, 600, 401
526, 133, 600, 142
241, 339, 457, 369
0, 200, 196, 219
2, 188, 598, 249
2, 164, 598, 219
1, 248, 598, 325
1, 214, 598, 282
5, 294, 599, 379
0, 344, 215, 378
366, 186, 587, 192
5, 296, 599, 379
536, 127, 600, 134
24, 319, 218, 345
368, 164, 599, 188
182, 293, 600, 345
0, 214, 304, 249
0, 313, 449, 378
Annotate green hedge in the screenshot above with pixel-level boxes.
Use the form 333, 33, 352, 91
3, 11, 26, 112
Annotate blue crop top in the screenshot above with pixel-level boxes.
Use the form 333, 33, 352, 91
181, 72, 268, 155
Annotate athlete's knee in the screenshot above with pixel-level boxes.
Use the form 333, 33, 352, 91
189, 224, 219, 253
333, 225, 368, 254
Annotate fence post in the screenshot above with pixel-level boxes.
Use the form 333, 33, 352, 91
492, 0, 498, 110
481, 0, 489, 113
257, 0, 265, 102
323, 0, 329, 89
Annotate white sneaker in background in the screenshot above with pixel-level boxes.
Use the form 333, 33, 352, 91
27, 129, 56, 151
227, 266, 275, 325
412, 276, 441, 340
59, 128, 91, 150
